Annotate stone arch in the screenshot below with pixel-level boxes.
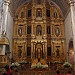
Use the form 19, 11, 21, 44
50, 1, 63, 18
15, 0, 64, 18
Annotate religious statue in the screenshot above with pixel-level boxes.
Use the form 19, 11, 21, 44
37, 25, 42, 35
18, 46, 22, 57
54, 12, 58, 18
18, 49, 22, 57
36, 9, 42, 17
18, 27, 22, 36
20, 12, 24, 18
56, 48, 60, 57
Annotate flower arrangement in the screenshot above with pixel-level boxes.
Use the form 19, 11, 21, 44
11, 62, 20, 67
19, 60, 27, 64
63, 62, 72, 68
36, 62, 42, 68
31, 62, 48, 69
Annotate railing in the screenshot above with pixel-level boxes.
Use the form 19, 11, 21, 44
0, 55, 7, 63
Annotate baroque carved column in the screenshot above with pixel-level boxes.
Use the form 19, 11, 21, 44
69, 0, 75, 67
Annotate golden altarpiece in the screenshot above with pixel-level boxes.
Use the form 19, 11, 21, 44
13, 0, 66, 64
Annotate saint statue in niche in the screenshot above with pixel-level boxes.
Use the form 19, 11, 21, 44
20, 12, 24, 18
36, 8, 42, 17
18, 49, 22, 57
18, 27, 22, 36
56, 47, 60, 57
37, 25, 42, 35
54, 12, 58, 18
18, 46, 22, 57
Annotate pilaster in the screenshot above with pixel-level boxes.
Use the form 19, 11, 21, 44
2, 0, 10, 33
69, 0, 75, 68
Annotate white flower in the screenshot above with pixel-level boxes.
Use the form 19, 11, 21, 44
63, 62, 72, 67
20, 60, 27, 64
11, 62, 20, 67
31, 62, 48, 69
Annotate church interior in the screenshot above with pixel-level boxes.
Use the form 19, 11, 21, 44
0, 0, 75, 75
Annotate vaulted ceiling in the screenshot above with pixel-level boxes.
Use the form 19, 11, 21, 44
10, 0, 69, 18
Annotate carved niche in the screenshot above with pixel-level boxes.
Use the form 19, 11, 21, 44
36, 25, 42, 35
55, 25, 60, 37
36, 8, 42, 17
18, 25, 24, 37
18, 46, 22, 58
